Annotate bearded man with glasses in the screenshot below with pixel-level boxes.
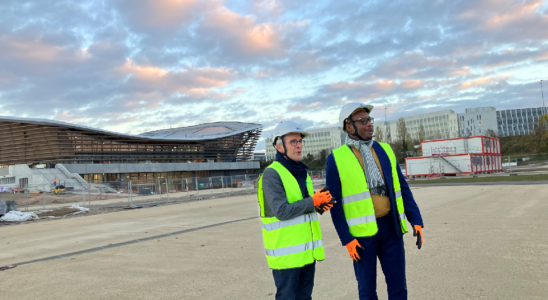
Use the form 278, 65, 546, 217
326, 103, 424, 300
257, 121, 335, 300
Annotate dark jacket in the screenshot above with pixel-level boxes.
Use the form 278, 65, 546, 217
326, 142, 423, 246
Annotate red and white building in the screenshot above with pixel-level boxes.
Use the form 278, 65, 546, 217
405, 136, 503, 178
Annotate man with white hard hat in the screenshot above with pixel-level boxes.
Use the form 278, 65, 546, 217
257, 121, 335, 300
326, 103, 424, 299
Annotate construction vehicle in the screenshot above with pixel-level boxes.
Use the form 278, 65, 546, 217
54, 180, 66, 194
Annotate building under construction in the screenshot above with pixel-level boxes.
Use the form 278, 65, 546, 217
0, 117, 262, 189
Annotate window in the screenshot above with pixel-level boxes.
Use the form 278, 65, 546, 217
19, 177, 28, 188
0, 177, 16, 185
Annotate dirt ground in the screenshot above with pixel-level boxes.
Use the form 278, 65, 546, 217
1, 184, 547, 299
36, 208, 82, 217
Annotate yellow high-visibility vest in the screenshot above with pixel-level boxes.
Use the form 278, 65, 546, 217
332, 143, 408, 237
257, 161, 325, 270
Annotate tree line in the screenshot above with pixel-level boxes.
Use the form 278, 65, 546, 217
255, 149, 330, 173
374, 117, 423, 163
499, 114, 548, 155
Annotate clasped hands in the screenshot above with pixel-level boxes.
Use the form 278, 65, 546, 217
312, 188, 336, 214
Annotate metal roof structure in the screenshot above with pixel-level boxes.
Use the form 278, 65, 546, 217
0, 116, 261, 141
0, 116, 262, 165
139, 122, 262, 140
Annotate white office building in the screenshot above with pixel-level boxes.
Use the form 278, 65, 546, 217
265, 126, 346, 160
375, 109, 460, 142
457, 107, 498, 137
496, 107, 548, 137
252, 152, 266, 161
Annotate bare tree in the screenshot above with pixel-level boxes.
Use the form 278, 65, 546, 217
540, 114, 548, 126
385, 126, 391, 143
405, 133, 415, 156
375, 126, 384, 143
418, 123, 426, 143
406, 133, 414, 149
396, 117, 408, 144
486, 129, 498, 137
537, 114, 548, 153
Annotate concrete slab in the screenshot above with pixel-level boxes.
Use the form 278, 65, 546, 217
1, 184, 547, 299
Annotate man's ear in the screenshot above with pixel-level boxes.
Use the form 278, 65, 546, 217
345, 121, 353, 134
275, 143, 283, 152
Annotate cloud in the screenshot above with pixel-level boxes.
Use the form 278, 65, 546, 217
459, 74, 513, 90
114, 0, 198, 28
1, 0, 548, 142
254, 0, 285, 18
195, 3, 298, 61
484, 0, 544, 29
118, 59, 237, 97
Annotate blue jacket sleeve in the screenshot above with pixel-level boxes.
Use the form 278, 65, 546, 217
326, 154, 355, 246
397, 164, 424, 227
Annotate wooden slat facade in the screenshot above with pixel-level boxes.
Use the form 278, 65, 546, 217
0, 121, 262, 166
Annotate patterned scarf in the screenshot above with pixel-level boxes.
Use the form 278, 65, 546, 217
345, 134, 387, 196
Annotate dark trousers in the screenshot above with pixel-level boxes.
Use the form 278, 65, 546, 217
353, 214, 407, 300
272, 262, 316, 300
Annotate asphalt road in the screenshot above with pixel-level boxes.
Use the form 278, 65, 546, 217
1, 184, 547, 299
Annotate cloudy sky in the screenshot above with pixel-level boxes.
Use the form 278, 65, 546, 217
1, 0, 548, 151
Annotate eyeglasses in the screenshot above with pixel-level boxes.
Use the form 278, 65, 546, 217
288, 139, 305, 146
350, 117, 374, 125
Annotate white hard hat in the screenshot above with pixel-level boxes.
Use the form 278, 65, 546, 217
271, 121, 309, 146
339, 102, 374, 132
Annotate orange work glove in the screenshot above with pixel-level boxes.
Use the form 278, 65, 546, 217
346, 239, 362, 262
413, 225, 423, 250
312, 188, 333, 209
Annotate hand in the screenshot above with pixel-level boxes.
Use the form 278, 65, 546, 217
346, 239, 362, 262
413, 225, 423, 250
312, 188, 332, 206
315, 199, 336, 215
312, 188, 335, 213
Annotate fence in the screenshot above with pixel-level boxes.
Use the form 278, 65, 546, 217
0, 183, 130, 212
0, 173, 328, 212
501, 153, 548, 165
126, 174, 263, 207
308, 171, 327, 185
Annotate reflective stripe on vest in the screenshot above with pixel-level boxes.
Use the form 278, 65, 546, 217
342, 191, 372, 205
265, 240, 324, 257
346, 214, 376, 226
262, 213, 319, 232
257, 161, 325, 270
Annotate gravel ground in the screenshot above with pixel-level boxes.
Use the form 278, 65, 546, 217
1, 184, 547, 299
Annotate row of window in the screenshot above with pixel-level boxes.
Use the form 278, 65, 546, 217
0, 177, 15, 185
308, 131, 332, 138
498, 108, 546, 117
498, 118, 538, 125
472, 156, 498, 166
